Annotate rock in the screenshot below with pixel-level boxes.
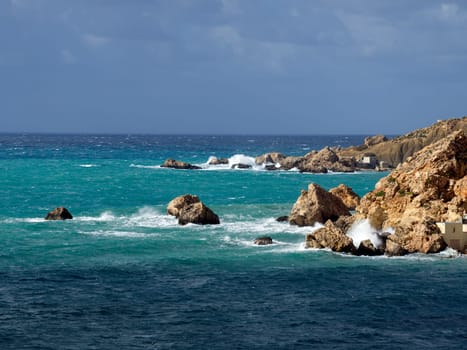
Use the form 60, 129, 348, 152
279, 156, 304, 170
356, 239, 383, 256
364, 135, 388, 147
356, 130, 466, 254
264, 164, 279, 171
178, 202, 220, 225
329, 184, 360, 210
276, 216, 289, 222
161, 159, 201, 170
305, 221, 356, 253
255, 152, 285, 165
254, 237, 273, 245
167, 194, 200, 217
338, 117, 467, 167
208, 157, 229, 165
231, 163, 252, 169
45, 207, 73, 220
333, 215, 357, 233
289, 183, 351, 226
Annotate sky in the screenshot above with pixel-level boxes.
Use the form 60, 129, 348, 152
1, 0, 467, 135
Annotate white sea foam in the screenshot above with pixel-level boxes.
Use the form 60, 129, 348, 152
130, 164, 161, 169
220, 217, 319, 236
346, 219, 383, 248
79, 164, 98, 168
80, 230, 151, 238
75, 211, 117, 222
123, 207, 177, 228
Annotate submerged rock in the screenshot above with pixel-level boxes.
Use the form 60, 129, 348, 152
45, 207, 73, 220
288, 183, 350, 226
161, 159, 201, 170
254, 237, 273, 245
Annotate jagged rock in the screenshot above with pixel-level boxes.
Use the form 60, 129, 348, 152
305, 221, 356, 253
231, 163, 252, 169
289, 183, 351, 226
356, 239, 383, 256
254, 237, 273, 245
338, 116, 467, 167
45, 207, 73, 220
208, 157, 229, 165
384, 238, 408, 256
255, 152, 285, 165
333, 215, 357, 233
161, 159, 201, 170
167, 194, 200, 217
329, 184, 360, 210
178, 202, 220, 225
279, 156, 304, 170
356, 130, 466, 254
364, 135, 388, 147
276, 216, 289, 222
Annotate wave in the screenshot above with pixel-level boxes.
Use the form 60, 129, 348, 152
79, 230, 153, 238
79, 164, 99, 168
130, 164, 161, 169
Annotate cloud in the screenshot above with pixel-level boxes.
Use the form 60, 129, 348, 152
60, 49, 76, 64
81, 33, 110, 48
436, 3, 467, 23
210, 25, 244, 55
337, 12, 398, 56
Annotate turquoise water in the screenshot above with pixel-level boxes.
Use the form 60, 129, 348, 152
1, 135, 466, 349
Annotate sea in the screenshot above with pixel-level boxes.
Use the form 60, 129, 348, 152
0, 134, 466, 349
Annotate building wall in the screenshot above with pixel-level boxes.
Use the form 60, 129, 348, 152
437, 222, 467, 252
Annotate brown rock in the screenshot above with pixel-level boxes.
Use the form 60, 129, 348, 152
45, 207, 73, 220
161, 159, 201, 170
356, 239, 383, 256
276, 216, 289, 222
255, 152, 286, 165
305, 221, 356, 253
384, 238, 408, 256
355, 130, 465, 254
329, 184, 360, 210
208, 157, 229, 165
333, 215, 357, 233
167, 194, 200, 217
289, 183, 351, 226
278, 156, 304, 170
364, 135, 388, 147
254, 237, 273, 245
178, 202, 220, 225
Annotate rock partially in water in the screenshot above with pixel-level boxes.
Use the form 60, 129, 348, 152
305, 220, 355, 253
231, 163, 252, 169
161, 159, 201, 170
356, 239, 383, 256
276, 216, 289, 222
167, 194, 200, 217
178, 202, 220, 225
45, 207, 73, 220
208, 157, 229, 165
254, 237, 273, 245
289, 183, 350, 226
255, 152, 285, 165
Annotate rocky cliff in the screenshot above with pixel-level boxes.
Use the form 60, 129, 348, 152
338, 116, 467, 167
355, 130, 466, 254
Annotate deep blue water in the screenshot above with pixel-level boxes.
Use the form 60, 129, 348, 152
0, 134, 466, 349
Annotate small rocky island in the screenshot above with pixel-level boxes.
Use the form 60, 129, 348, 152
167, 194, 220, 225
287, 129, 466, 256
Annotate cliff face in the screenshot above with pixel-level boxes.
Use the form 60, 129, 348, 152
355, 130, 467, 254
339, 116, 467, 167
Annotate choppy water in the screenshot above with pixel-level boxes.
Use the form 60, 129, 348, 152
1, 134, 466, 349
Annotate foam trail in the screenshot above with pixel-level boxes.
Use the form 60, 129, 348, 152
79, 164, 98, 168
76, 211, 116, 222
228, 154, 258, 169
346, 219, 382, 248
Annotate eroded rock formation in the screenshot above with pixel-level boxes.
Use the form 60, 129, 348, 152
45, 207, 73, 220
161, 159, 201, 170
167, 194, 220, 225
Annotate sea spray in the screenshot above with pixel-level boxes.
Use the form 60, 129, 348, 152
346, 219, 383, 248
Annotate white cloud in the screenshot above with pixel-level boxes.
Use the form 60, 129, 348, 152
81, 34, 110, 48
60, 49, 76, 64
436, 3, 467, 23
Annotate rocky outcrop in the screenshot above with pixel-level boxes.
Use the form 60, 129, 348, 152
339, 116, 467, 167
161, 159, 201, 170
45, 207, 73, 220
178, 202, 220, 225
167, 194, 220, 225
255, 152, 285, 165
289, 183, 351, 226
254, 237, 273, 245
329, 184, 360, 210
356, 130, 466, 254
305, 221, 355, 253
356, 239, 384, 256
364, 135, 387, 147
208, 157, 229, 165
231, 163, 252, 169
167, 194, 200, 217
